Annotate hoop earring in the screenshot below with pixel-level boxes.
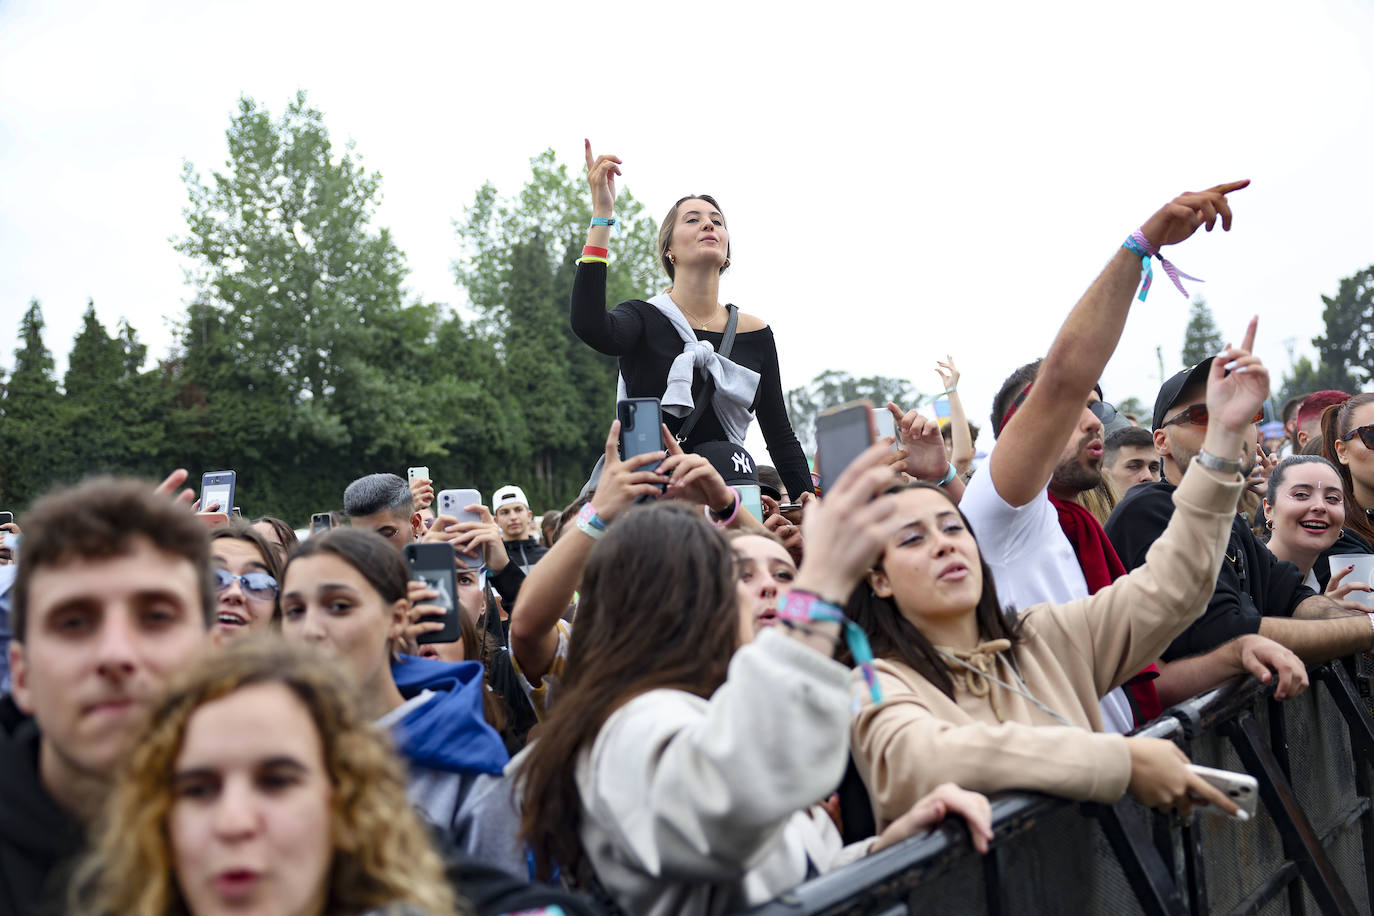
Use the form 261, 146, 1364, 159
721, 257, 731, 270
667, 253, 676, 265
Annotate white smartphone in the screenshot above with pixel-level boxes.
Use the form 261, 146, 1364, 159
872, 407, 899, 451
408, 466, 430, 482
1187, 763, 1258, 820
436, 488, 484, 569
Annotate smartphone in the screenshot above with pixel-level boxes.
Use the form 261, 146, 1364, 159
778, 503, 805, 524
737, 484, 763, 523
200, 470, 236, 516
408, 466, 430, 482
436, 488, 484, 569
815, 401, 876, 493
404, 542, 461, 645
1187, 763, 1259, 820
618, 398, 664, 473
311, 513, 333, 534
872, 407, 898, 448
0, 511, 13, 527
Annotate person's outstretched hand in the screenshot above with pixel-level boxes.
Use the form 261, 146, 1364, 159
1139, 180, 1249, 248
595, 420, 668, 522
1206, 316, 1269, 435
585, 139, 621, 216
887, 401, 949, 482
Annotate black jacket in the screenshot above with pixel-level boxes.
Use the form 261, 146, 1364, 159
1105, 480, 1316, 661
0, 719, 84, 916
503, 539, 549, 573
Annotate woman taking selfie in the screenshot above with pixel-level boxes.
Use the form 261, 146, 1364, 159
277, 530, 526, 878
516, 444, 992, 915
69, 638, 459, 915
846, 328, 1278, 828
571, 140, 814, 501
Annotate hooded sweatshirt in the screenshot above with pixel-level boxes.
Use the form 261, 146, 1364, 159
0, 719, 85, 916
386, 656, 526, 879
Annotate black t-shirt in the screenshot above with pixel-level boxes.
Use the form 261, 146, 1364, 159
1104, 480, 1316, 661
571, 262, 815, 500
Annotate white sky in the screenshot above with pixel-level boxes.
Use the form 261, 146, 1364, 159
3, 0, 1372, 466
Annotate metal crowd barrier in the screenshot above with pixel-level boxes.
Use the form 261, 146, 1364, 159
739, 657, 1374, 916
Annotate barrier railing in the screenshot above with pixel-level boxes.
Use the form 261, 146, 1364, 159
739, 657, 1374, 916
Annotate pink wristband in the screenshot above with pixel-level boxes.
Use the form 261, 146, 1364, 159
705, 487, 741, 528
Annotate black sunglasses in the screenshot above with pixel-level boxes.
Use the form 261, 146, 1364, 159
1339, 424, 1374, 449
213, 567, 279, 600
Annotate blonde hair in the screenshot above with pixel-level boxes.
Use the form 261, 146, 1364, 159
69, 636, 464, 916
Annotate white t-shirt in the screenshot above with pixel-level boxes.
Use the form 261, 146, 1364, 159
960, 468, 1135, 734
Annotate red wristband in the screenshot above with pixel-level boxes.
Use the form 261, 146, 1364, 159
583, 245, 609, 259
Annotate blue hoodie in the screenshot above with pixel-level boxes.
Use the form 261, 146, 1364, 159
387, 656, 524, 877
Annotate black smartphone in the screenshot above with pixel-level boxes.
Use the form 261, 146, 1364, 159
815, 400, 876, 493
0, 511, 13, 527
618, 397, 663, 473
311, 512, 333, 534
201, 470, 236, 515
404, 542, 461, 645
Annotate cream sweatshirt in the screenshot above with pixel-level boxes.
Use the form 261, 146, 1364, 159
852, 463, 1243, 829
574, 627, 865, 916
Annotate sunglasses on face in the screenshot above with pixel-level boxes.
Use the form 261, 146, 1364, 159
213, 567, 279, 600
1162, 403, 1265, 428
1339, 424, 1374, 449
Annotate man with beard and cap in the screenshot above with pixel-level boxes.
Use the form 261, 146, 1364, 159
1106, 356, 1374, 667
961, 183, 1306, 729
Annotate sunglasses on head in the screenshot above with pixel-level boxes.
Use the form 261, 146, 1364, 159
1162, 403, 1264, 428
1089, 400, 1121, 425
213, 567, 279, 600
1339, 424, 1374, 449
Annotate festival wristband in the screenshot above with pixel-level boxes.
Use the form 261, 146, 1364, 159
590, 216, 618, 232
576, 503, 608, 540
776, 589, 883, 705
936, 463, 958, 487
582, 245, 609, 259
576, 255, 609, 266
1122, 229, 1202, 301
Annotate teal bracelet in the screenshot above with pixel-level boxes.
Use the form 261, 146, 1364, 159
590, 216, 617, 230
936, 463, 957, 486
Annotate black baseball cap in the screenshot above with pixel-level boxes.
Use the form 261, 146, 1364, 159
692, 441, 766, 493
1152, 358, 1214, 430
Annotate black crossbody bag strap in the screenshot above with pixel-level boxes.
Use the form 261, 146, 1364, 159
674, 305, 738, 444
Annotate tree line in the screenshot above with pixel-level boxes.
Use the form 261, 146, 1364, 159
3, 92, 1371, 521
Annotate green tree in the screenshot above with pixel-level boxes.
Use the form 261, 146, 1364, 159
1311, 265, 1373, 392
785, 370, 920, 455
454, 149, 660, 507
175, 92, 461, 520
1180, 297, 1224, 368
0, 300, 64, 504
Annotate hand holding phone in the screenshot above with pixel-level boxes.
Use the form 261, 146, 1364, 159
404, 543, 461, 645
433, 490, 484, 568
1187, 764, 1258, 821
200, 470, 236, 515
311, 513, 333, 534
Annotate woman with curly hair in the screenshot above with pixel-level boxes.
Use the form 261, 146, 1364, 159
68, 636, 461, 915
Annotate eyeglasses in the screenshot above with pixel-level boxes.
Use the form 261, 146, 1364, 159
213, 568, 279, 600
1339, 425, 1374, 449
1162, 403, 1264, 428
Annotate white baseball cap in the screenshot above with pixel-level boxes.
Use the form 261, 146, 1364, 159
492, 485, 530, 510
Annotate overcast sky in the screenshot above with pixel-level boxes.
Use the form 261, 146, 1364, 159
3, 0, 1372, 465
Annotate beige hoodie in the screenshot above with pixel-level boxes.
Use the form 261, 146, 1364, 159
852, 463, 1243, 829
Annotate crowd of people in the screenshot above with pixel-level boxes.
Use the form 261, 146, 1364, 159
1, 155, 1372, 916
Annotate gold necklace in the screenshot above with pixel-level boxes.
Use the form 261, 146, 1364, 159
686, 306, 720, 331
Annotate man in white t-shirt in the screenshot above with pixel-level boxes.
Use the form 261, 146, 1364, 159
957, 179, 1299, 733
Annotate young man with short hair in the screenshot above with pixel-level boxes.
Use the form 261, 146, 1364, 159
0, 478, 213, 916
492, 485, 548, 573
344, 472, 424, 551
1103, 426, 1162, 495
